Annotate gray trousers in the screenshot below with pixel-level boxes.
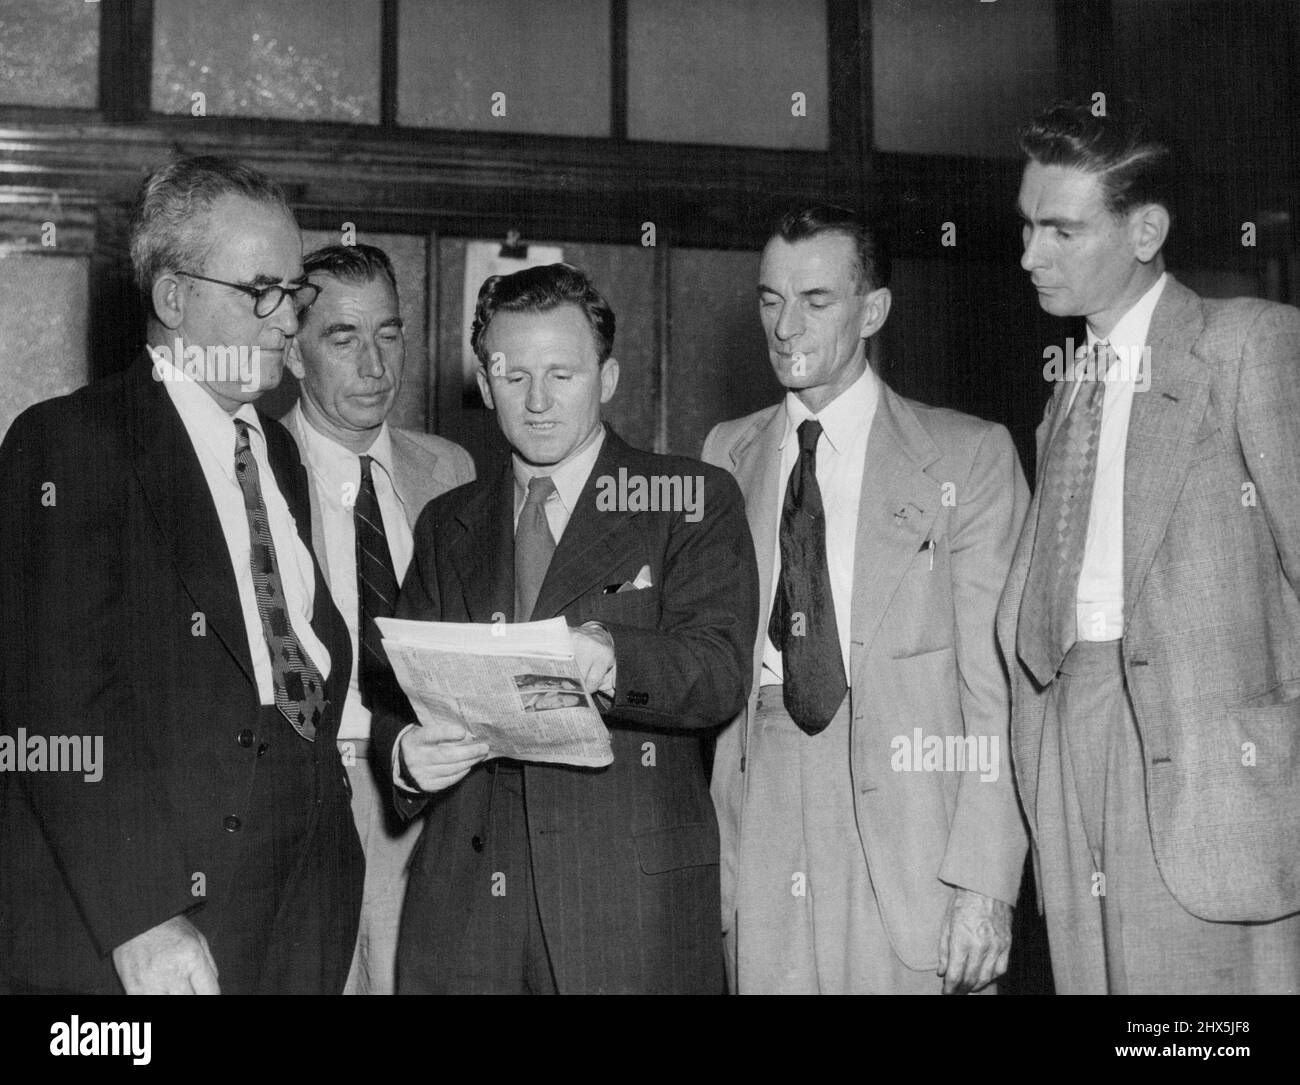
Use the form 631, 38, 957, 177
1037, 639, 1300, 994
726, 688, 941, 994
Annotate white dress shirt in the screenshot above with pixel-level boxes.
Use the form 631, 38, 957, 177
1071, 271, 1167, 641
162, 366, 330, 704
291, 406, 415, 740
761, 366, 879, 686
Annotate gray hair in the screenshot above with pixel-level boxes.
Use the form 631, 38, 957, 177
128, 155, 291, 295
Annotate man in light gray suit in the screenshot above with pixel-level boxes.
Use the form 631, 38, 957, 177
283, 243, 474, 993
704, 206, 1029, 994
1001, 101, 1300, 993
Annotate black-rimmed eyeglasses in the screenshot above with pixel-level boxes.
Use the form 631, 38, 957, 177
176, 270, 320, 318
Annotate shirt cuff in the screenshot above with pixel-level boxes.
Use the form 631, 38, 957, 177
392, 723, 423, 793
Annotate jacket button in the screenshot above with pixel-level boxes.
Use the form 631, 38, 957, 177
223, 815, 241, 833
257, 742, 269, 757
236, 729, 254, 748
471, 835, 484, 852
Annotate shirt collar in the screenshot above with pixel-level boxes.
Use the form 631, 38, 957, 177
1087, 271, 1168, 356
292, 401, 396, 485
512, 424, 606, 518
779, 365, 880, 453
159, 357, 263, 477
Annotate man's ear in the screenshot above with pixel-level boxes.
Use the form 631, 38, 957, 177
1129, 202, 1170, 264
476, 364, 496, 410
285, 336, 307, 382
858, 286, 892, 340
152, 273, 184, 331
598, 356, 620, 404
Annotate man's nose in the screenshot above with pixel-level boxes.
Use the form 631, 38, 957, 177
774, 303, 803, 341
1021, 230, 1045, 272
267, 294, 300, 338
525, 379, 550, 413
358, 338, 384, 378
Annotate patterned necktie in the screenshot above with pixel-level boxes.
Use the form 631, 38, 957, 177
769, 419, 847, 734
233, 418, 325, 740
1017, 342, 1114, 686
355, 455, 399, 710
514, 475, 557, 622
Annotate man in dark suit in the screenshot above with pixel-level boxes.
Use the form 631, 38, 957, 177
373, 263, 758, 994
999, 101, 1300, 992
0, 155, 362, 994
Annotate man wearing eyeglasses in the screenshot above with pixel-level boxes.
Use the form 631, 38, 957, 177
0, 155, 363, 994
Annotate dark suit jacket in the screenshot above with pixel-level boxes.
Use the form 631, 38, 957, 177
998, 275, 1300, 922
373, 429, 758, 993
0, 361, 363, 993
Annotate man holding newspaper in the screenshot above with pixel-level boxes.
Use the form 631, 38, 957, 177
373, 263, 759, 994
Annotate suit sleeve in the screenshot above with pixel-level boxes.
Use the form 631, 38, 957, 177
0, 409, 195, 956
600, 466, 759, 730
1237, 303, 1300, 596
370, 499, 443, 819
936, 424, 1031, 906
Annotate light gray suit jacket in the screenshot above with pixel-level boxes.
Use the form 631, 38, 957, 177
284, 403, 476, 581
704, 380, 1030, 971
997, 274, 1300, 923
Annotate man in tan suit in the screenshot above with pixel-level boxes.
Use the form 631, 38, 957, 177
284, 243, 474, 993
704, 206, 1029, 994
1000, 101, 1300, 993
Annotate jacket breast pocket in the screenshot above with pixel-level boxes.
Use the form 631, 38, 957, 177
634, 821, 718, 875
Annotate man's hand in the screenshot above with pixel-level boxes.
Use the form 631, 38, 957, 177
112, 915, 220, 994
571, 622, 615, 696
399, 717, 491, 793
936, 886, 1012, 994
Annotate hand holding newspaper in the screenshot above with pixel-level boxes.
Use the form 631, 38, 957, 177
376, 616, 614, 768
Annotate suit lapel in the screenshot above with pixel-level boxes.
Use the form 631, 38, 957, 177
391, 428, 442, 529
284, 404, 331, 585
531, 432, 644, 620
450, 460, 515, 623
726, 408, 783, 661
128, 364, 256, 687
1122, 277, 1210, 612
849, 385, 940, 661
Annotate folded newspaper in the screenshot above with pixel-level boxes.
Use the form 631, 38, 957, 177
375, 616, 614, 768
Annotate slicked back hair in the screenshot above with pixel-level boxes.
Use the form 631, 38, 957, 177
129, 154, 292, 296
769, 205, 891, 293
470, 263, 615, 366
1019, 100, 1175, 218
303, 242, 399, 294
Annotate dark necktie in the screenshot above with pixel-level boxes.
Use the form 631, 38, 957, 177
1017, 342, 1114, 685
232, 418, 325, 740
355, 454, 399, 710
769, 419, 847, 734
514, 475, 557, 622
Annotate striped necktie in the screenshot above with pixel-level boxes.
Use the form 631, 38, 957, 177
355, 454, 399, 710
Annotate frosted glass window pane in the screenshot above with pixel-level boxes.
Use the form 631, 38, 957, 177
0, 0, 98, 108
628, 0, 827, 149
152, 0, 381, 122
0, 256, 90, 442
397, 0, 610, 136
872, 0, 1057, 157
